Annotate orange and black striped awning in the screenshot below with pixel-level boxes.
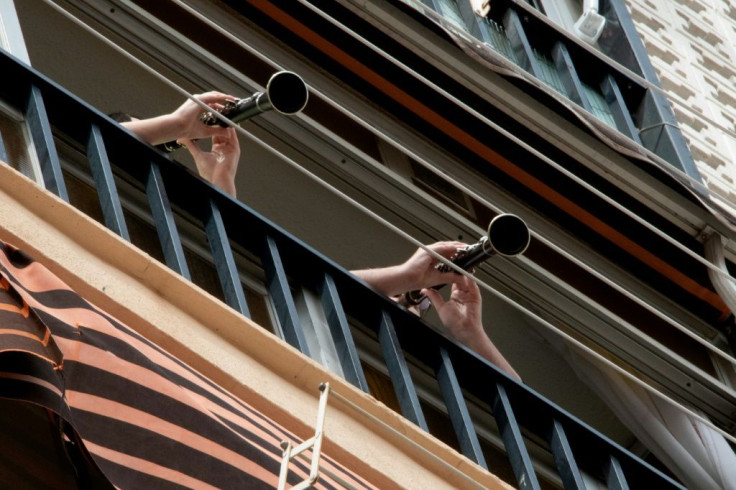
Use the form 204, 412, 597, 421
0, 240, 374, 489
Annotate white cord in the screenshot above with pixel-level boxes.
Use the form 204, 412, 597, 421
176, 0, 736, 284
236, 113, 736, 448
167, 0, 736, 367
40, 0, 736, 448
155, 0, 736, 374
289, 0, 736, 288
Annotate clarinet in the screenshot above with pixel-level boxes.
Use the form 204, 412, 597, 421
398, 214, 530, 307
199, 71, 308, 126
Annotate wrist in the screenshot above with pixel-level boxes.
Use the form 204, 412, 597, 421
166, 111, 188, 140
450, 323, 483, 346
397, 261, 422, 293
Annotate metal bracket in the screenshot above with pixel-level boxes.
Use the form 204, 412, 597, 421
278, 382, 331, 490
696, 225, 715, 243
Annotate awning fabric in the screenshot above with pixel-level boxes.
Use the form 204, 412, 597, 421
0, 240, 374, 489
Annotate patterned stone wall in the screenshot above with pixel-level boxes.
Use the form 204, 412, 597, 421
626, 0, 736, 210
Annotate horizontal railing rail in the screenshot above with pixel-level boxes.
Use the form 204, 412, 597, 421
0, 48, 684, 489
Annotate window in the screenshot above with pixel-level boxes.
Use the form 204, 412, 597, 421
294, 288, 347, 377
0, 104, 41, 181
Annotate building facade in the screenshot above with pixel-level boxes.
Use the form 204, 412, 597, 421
627, 0, 736, 209
0, 0, 734, 488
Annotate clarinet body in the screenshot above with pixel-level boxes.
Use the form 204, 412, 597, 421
399, 214, 530, 307
199, 71, 308, 127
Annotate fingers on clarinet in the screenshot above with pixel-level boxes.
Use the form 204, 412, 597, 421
422, 288, 440, 305
197, 91, 232, 103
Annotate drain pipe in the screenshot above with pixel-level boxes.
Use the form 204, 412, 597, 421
704, 233, 736, 350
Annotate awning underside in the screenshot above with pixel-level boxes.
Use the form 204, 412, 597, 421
0, 241, 373, 489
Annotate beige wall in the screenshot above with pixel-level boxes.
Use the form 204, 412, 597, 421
0, 160, 513, 489
626, 0, 736, 211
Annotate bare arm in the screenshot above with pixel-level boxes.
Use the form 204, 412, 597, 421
121, 91, 236, 145
352, 241, 466, 297
353, 240, 521, 380
180, 127, 241, 197
119, 92, 242, 197
423, 274, 521, 381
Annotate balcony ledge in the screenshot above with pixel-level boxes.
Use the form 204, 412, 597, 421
0, 160, 513, 489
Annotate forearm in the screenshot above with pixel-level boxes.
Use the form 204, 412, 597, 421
211, 174, 237, 197
462, 332, 521, 382
352, 264, 414, 298
122, 114, 182, 145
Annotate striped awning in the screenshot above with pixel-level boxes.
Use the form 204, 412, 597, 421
0, 240, 374, 489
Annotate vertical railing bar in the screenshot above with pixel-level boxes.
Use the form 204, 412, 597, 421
436, 346, 488, 469
205, 198, 250, 318
601, 74, 642, 143
549, 419, 586, 490
503, 8, 542, 77
26, 85, 68, 201
146, 160, 191, 280
0, 50, 688, 489
606, 455, 630, 490
319, 273, 369, 392
87, 124, 130, 240
492, 383, 541, 489
262, 235, 310, 355
552, 43, 593, 112
378, 311, 429, 431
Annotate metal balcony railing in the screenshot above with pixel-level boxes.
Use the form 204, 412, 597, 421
0, 48, 684, 489
418, 0, 701, 181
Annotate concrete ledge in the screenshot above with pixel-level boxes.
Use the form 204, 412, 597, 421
0, 161, 512, 489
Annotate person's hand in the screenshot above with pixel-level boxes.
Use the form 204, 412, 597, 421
422, 273, 483, 345
119, 92, 239, 147
351, 241, 468, 298
423, 274, 522, 381
169, 91, 237, 141
399, 241, 468, 292
180, 127, 241, 197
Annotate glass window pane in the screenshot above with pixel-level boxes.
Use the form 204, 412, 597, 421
533, 50, 567, 95
582, 82, 617, 128
0, 111, 36, 180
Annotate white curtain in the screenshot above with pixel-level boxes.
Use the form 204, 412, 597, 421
546, 332, 736, 489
